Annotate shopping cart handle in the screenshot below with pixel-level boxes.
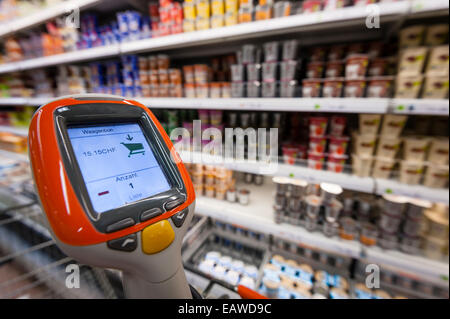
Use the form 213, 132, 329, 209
237, 285, 269, 299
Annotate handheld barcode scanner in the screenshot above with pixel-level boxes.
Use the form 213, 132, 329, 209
28, 94, 195, 298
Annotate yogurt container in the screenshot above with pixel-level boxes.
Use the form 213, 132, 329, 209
394, 75, 424, 98
308, 152, 326, 170
399, 160, 424, 185
323, 78, 344, 97
327, 154, 348, 173
305, 194, 322, 219
403, 136, 430, 162
427, 137, 449, 164
382, 194, 408, 217
359, 114, 381, 136
423, 164, 449, 188
372, 157, 396, 179
302, 79, 322, 97
380, 114, 407, 137
376, 136, 401, 159
309, 136, 327, 153
351, 153, 374, 177
329, 116, 347, 137
309, 116, 329, 137
328, 135, 349, 156
352, 132, 377, 156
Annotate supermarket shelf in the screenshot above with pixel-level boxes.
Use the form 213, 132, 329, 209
195, 181, 449, 284
0, 125, 28, 136
195, 181, 362, 258
362, 245, 449, 288
2, 97, 449, 116
389, 99, 450, 116
182, 152, 448, 203
2, 1, 448, 74
0, 0, 102, 38
410, 0, 450, 15
138, 98, 390, 113
374, 178, 449, 204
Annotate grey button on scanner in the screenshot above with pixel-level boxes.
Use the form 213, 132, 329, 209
107, 234, 137, 252
165, 196, 185, 211
105, 218, 135, 233
171, 208, 189, 228
141, 208, 163, 222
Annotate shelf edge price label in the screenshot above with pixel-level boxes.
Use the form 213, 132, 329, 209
314, 104, 321, 110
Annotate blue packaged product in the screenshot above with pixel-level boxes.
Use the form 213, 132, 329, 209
141, 17, 151, 39
134, 85, 143, 97
117, 11, 129, 41
127, 11, 142, 41
126, 85, 135, 97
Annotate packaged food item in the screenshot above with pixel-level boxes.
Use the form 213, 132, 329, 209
302, 0, 322, 13
183, 2, 197, 20
345, 54, 369, 79
325, 60, 344, 78
225, 12, 238, 26
323, 78, 344, 97
308, 152, 326, 170
421, 76, 449, 99
231, 64, 245, 82
262, 81, 276, 97
238, 5, 253, 23
352, 132, 376, 156
403, 136, 430, 163
255, 4, 272, 20
262, 61, 278, 81
328, 136, 349, 156
352, 154, 373, 177
211, 15, 225, 28
328, 44, 346, 61
273, 1, 291, 18
231, 82, 245, 97
302, 79, 322, 97
398, 47, 428, 76
380, 114, 407, 137
309, 136, 327, 153
329, 116, 347, 136
423, 236, 448, 259
221, 82, 231, 97
327, 154, 347, 173
359, 114, 381, 135
423, 164, 449, 188
376, 136, 401, 159
367, 76, 393, 98
394, 75, 424, 98
309, 116, 328, 137
339, 217, 358, 240
399, 25, 426, 48
282, 40, 298, 61
425, 45, 449, 77
425, 24, 449, 46
344, 79, 366, 97
368, 58, 389, 77
280, 80, 297, 98
399, 160, 424, 185
360, 222, 378, 246
225, 0, 239, 13
309, 47, 327, 62
307, 61, 324, 78
212, 0, 225, 15
372, 157, 396, 179
428, 137, 449, 164
196, 0, 211, 19
280, 60, 297, 80
196, 17, 210, 30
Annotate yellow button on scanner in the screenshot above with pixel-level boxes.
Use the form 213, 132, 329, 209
141, 220, 175, 254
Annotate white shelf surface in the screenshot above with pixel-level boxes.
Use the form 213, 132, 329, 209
2, 97, 449, 116
139, 98, 390, 113
0, 0, 101, 38
390, 99, 449, 116
374, 178, 449, 204
0, 125, 28, 136
1, 1, 449, 74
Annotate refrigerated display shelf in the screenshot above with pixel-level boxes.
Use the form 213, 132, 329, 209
195, 181, 449, 285
0, 0, 102, 38
0, 1, 448, 74
0, 97, 449, 116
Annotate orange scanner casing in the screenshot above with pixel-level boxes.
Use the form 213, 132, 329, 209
28, 97, 195, 247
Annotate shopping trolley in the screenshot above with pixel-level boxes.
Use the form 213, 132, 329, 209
120, 142, 145, 157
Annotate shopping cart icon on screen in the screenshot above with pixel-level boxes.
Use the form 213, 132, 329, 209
121, 142, 145, 157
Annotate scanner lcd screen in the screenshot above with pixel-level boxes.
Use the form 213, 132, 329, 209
67, 123, 171, 213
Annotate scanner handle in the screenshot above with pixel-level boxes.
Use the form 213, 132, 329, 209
122, 262, 192, 299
